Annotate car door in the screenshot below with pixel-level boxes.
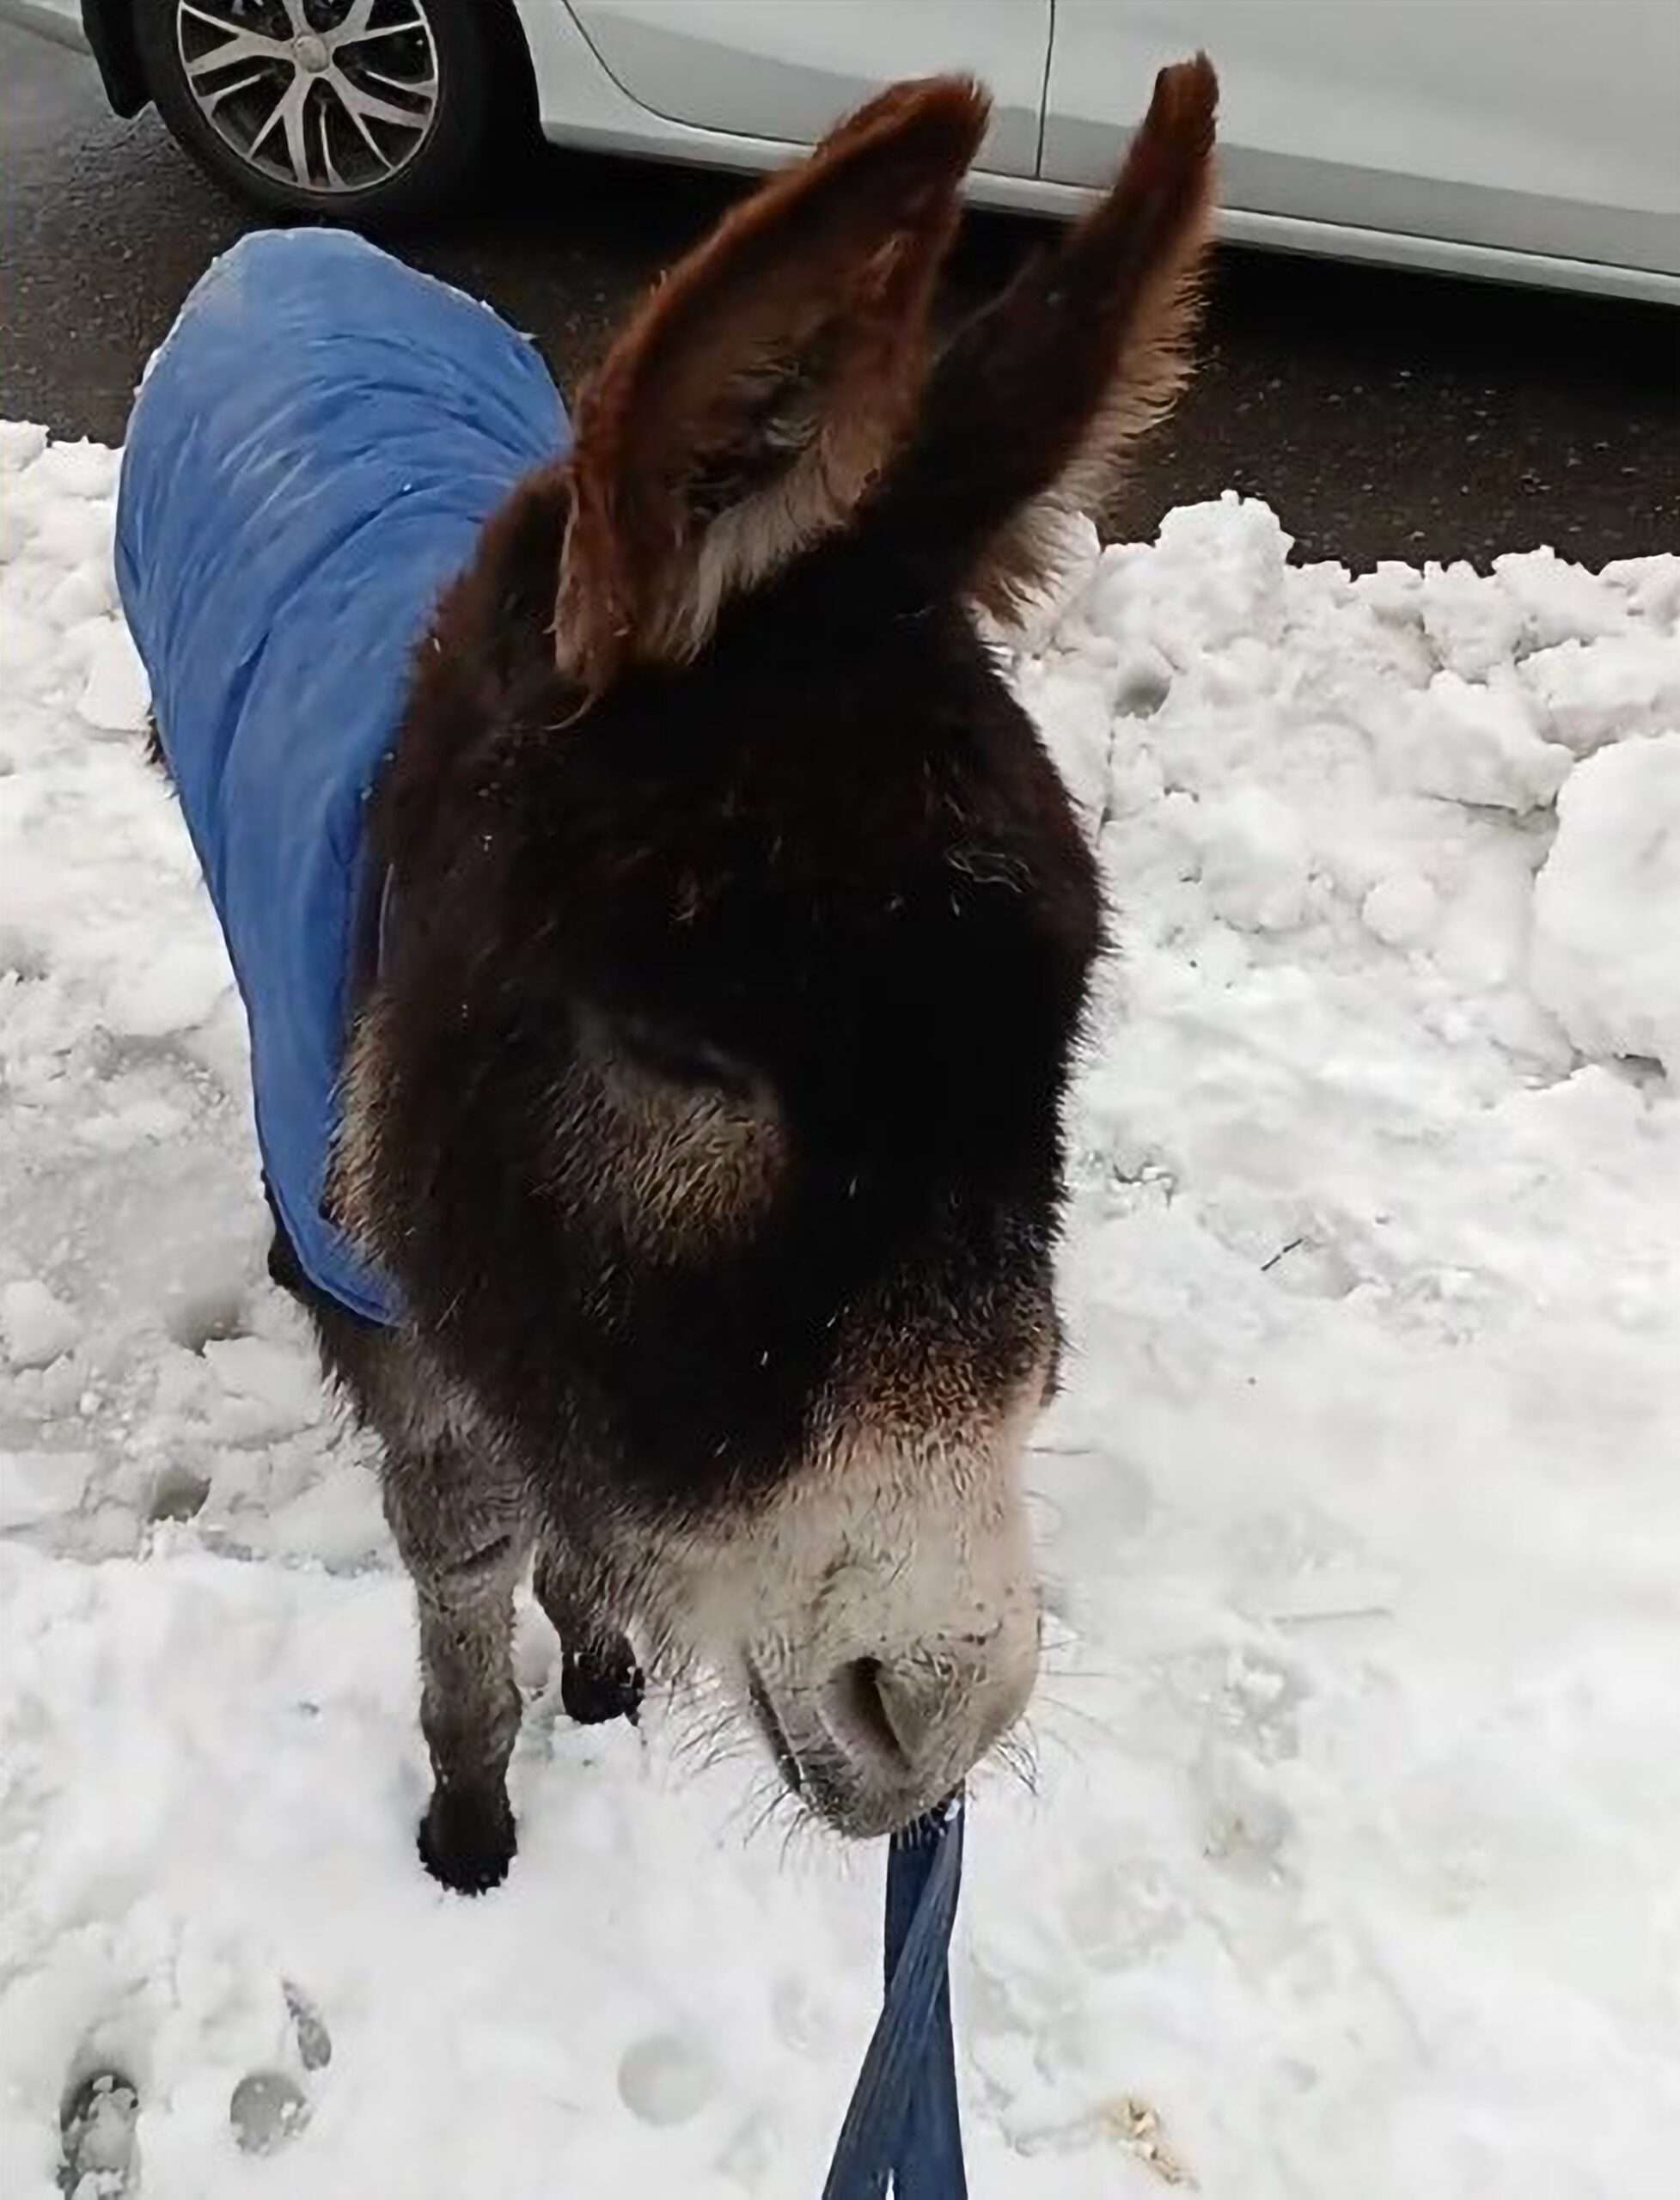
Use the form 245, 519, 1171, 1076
1042, 0, 1679, 279
564, 0, 1051, 176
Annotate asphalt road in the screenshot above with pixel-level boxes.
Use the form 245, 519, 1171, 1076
3, 21, 1676, 569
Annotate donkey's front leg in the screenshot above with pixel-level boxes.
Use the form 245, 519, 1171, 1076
383, 1454, 530, 1894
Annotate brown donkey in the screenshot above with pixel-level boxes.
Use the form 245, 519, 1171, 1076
159, 58, 1217, 1894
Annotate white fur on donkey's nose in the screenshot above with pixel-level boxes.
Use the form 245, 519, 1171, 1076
675, 1373, 1050, 1830
787, 1440, 1043, 1821
726, 1498, 1042, 1835
825, 1627, 1037, 1794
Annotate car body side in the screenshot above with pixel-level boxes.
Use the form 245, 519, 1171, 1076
6, 0, 1677, 300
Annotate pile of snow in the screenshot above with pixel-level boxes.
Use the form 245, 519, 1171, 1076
1532, 733, 1680, 1069
3, 424, 1678, 2200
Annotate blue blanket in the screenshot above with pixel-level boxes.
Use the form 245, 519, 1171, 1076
116, 230, 570, 1323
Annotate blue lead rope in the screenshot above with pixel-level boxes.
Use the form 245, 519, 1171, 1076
822, 1794, 968, 2200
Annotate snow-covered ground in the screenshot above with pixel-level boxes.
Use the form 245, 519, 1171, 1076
3, 417, 1678, 2199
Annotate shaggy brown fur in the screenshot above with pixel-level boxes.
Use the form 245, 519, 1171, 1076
168, 61, 1219, 1892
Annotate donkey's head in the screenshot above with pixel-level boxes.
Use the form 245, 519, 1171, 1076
350, 59, 1218, 1836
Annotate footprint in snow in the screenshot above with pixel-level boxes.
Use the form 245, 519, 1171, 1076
283, 1980, 333, 2073
225, 1981, 333, 2156
229, 2071, 311, 2157
58, 2069, 140, 2197
57, 1987, 333, 2185
617, 2031, 718, 2127
226, 1979, 333, 2155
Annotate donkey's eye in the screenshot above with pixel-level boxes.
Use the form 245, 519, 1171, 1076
577, 1007, 786, 1250
616, 1015, 755, 1098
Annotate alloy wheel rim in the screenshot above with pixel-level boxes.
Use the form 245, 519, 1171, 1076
175, 1, 441, 197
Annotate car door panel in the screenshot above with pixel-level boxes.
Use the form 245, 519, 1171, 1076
1043, 0, 1679, 274
565, 0, 1051, 175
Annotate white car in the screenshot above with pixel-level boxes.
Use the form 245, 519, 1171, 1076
8, 0, 1677, 300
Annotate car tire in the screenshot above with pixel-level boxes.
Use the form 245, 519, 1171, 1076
131, 0, 501, 226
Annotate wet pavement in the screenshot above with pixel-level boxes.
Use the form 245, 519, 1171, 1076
3, 20, 1676, 569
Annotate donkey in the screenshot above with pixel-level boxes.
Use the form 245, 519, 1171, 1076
124, 58, 1218, 1894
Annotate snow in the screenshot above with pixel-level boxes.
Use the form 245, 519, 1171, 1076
3, 428, 1678, 2199
2, 1280, 80, 1372
1400, 669, 1573, 812
1532, 733, 1680, 1072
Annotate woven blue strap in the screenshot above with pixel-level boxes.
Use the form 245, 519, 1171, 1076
822, 1794, 968, 2200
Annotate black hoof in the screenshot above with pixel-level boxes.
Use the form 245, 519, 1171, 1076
418, 1784, 516, 1895
561, 1636, 645, 1727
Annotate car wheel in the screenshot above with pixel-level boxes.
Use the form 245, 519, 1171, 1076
132, 0, 499, 224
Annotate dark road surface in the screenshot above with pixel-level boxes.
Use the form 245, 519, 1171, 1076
3, 21, 1676, 570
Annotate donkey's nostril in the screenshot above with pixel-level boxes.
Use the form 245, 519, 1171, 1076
833, 1655, 915, 1769
797, 1635, 1036, 1833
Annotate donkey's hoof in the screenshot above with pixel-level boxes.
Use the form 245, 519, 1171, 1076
561, 1638, 645, 1727
418, 1786, 516, 1895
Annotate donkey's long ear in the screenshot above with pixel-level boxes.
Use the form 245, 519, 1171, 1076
556, 77, 989, 689
877, 56, 1218, 618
